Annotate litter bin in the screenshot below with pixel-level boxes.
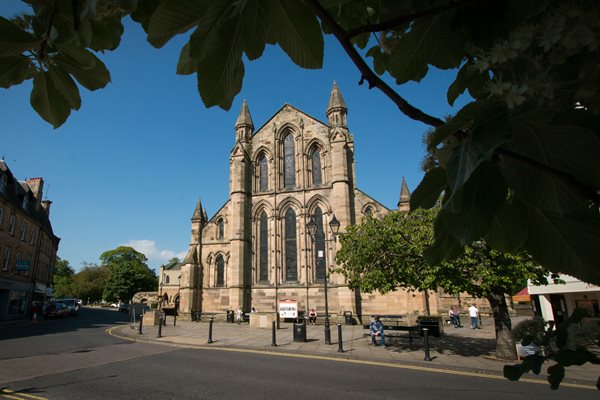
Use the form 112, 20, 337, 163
226, 310, 234, 323
418, 317, 442, 337
293, 319, 307, 342
344, 311, 354, 325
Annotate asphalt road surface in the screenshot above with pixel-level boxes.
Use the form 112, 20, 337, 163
0, 308, 592, 399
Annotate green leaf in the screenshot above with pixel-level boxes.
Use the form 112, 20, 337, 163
366, 45, 389, 76
446, 103, 511, 194
0, 16, 39, 56
0, 56, 32, 88
131, 0, 161, 32
188, 1, 234, 60
48, 65, 81, 110
443, 162, 508, 244
485, 197, 528, 252
195, 12, 244, 109
30, 71, 71, 128
410, 167, 447, 210
526, 206, 600, 285
55, 52, 110, 91
267, 0, 324, 69
55, 43, 96, 70
501, 122, 600, 214
240, 0, 270, 60
176, 42, 196, 75
447, 62, 487, 106
428, 101, 482, 149
424, 212, 464, 266
148, 0, 208, 48
90, 17, 124, 51
388, 13, 465, 84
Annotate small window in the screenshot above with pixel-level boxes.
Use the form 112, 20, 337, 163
8, 214, 15, 235
364, 206, 373, 216
165, 275, 170, 284
2, 247, 10, 270
311, 147, 322, 186
218, 219, 224, 240
29, 228, 35, 245
0, 207, 4, 229
20, 223, 26, 240
258, 154, 268, 192
0, 174, 7, 194
22, 195, 28, 210
15, 251, 21, 271
216, 255, 225, 287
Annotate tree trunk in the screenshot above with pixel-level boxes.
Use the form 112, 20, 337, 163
486, 292, 517, 360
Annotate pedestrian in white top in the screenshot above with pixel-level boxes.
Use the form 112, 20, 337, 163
236, 307, 244, 325
468, 304, 479, 329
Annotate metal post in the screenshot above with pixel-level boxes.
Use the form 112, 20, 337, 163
163, 315, 166, 326
423, 328, 432, 361
324, 262, 331, 345
138, 314, 143, 334
337, 324, 343, 353
174, 315, 177, 327
157, 316, 163, 338
271, 320, 277, 347
207, 318, 214, 343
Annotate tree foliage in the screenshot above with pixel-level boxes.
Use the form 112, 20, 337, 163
335, 208, 555, 360
70, 262, 109, 302
52, 256, 75, 298
2, 1, 599, 283
100, 246, 157, 302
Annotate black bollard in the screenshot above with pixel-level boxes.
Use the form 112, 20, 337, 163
157, 316, 163, 338
163, 315, 166, 326
174, 315, 177, 327
423, 327, 432, 361
271, 320, 277, 347
337, 324, 344, 353
207, 318, 214, 344
138, 314, 143, 334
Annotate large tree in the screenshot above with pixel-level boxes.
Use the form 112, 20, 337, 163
2, 2, 599, 283
70, 262, 109, 303
52, 256, 75, 298
335, 208, 555, 360
100, 246, 157, 302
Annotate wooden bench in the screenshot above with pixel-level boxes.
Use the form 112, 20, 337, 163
362, 315, 419, 343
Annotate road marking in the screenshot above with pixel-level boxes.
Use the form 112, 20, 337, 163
106, 327, 596, 391
0, 389, 47, 400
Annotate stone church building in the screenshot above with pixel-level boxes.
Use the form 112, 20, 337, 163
162, 83, 452, 322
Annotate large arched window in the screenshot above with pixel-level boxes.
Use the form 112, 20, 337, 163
311, 146, 322, 186
314, 207, 326, 280
218, 219, 224, 240
283, 133, 295, 188
284, 208, 297, 281
216, 255, 225, 287
258, 154, 268, 192
259, 211, 269, 282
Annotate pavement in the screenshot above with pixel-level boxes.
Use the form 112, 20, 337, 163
108, 315, 599, 390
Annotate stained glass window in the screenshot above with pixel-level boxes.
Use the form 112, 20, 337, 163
218, 219, 224, 240
259, 211, 268, 282
259, 154, 268, 192
284, 208, 297, 281
311, 147, 322, 186
283, 133, 295, 188
216, 255, 224, 287
314, 207, 326, 280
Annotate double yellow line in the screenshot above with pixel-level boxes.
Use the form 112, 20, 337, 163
1, 389, 47, 400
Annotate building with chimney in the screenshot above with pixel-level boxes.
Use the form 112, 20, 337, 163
0, 160, 59, 321
160, 84, 458, 322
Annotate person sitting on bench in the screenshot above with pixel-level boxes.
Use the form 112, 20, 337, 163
370, 316, 385, 347
308, 308, 317, 325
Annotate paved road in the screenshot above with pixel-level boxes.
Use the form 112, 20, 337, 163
0, 308, 594, 399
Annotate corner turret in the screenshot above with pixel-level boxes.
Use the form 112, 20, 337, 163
235, 99, 254, 142
326, 81, 347, 128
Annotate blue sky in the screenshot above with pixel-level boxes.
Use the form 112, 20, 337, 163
1, 3, 469, 272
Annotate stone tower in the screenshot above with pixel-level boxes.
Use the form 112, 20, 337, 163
398, 177, 411, 212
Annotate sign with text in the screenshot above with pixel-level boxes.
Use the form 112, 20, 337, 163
278, 300, 298, 318
15, 260, 30, 271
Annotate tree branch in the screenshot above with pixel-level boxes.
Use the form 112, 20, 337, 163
305, 0, 444, 128
496, 147, 600, 205
347, 0, 480, 38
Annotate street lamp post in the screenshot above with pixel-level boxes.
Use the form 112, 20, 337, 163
307, 214, 340, 345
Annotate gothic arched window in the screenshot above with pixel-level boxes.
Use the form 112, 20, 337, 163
216, 255, 225, 287
165, 275, 170, 284
314, 207, 326, 280
258, 154, 268, 192
311, 146, 322, 186
364, 206, 373, 216
284, 208, 297, 281
259, 211, 268, 282
218, 219, 224, 240
283, 133, 295, 188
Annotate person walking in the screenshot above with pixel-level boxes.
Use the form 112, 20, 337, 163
468, 304, 480, 329
236, 307, 244, 325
